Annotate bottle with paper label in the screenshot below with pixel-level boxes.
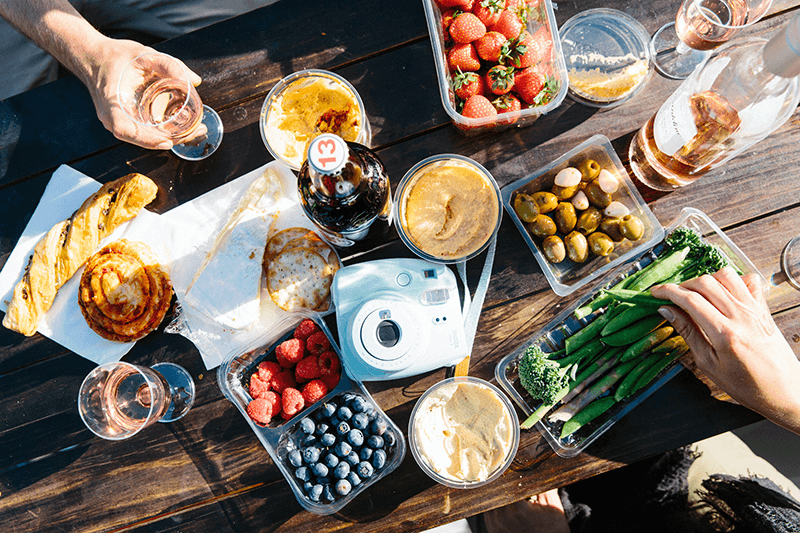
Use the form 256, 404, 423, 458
298, 133, 391, 246
629, 12, 800, 191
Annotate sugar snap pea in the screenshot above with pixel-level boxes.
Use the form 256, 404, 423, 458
601, 315, 666, 347
626, 247, 691, 292
629, 346, 688, 396
614, 356, 660, 402
559, 396, 617, 439
651, 335, 688, 355
564, 303, 630, 355
600, 304, 661, 337
619, 326, 674, 362
603, 289, 669, 307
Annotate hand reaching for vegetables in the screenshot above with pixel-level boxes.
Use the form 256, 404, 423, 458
651, 267, 800, 435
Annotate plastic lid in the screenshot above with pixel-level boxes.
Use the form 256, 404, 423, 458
307, 133, 348, 175
559, 9, 652, 108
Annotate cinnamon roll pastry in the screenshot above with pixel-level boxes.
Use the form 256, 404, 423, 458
78, 240, 172, 343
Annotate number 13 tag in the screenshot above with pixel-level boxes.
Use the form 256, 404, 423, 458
309, 133, 347, 174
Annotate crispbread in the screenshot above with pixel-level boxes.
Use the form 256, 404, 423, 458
264, 227, 316, 264
266, 248, 332, 312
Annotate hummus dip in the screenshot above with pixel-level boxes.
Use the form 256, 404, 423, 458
401, 160, 499, 260
413, 381, 514, 484
264, 74, 363, 169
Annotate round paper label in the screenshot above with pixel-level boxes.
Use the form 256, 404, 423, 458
308, 134, 347, 174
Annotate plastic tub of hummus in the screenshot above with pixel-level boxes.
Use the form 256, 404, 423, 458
409, 377, 519, 489
396, 155, 501, 264
260, 69, 372, 170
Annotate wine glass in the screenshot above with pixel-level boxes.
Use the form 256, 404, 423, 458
117, 52, 223, 160
650, 0, 772, 80
782, 236, 800, 290
78, 361, 196, 440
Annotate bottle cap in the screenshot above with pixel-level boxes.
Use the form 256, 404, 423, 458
764, 11, 800, 78
307, 133, 348, 176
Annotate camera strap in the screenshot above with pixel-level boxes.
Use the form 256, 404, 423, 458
452, 235, 497, 375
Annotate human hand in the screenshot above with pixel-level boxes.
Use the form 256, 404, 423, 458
79, 37, 203, 150
651, 267, 800, 434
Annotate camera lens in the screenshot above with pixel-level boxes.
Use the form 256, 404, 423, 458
376, 320, 400, 348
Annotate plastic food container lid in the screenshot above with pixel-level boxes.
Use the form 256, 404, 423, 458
559, 9, 652, 109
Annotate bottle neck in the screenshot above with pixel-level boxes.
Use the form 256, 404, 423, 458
763, 12, 800, 78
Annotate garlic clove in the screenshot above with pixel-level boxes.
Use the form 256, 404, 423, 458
604, 201, 630, 217
571, 190, 590, 210
596, 169, 619, 194
554, 167, 582, 188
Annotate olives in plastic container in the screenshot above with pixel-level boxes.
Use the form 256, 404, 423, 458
513, 193, 539, 223
564, 231, 589, 263
584, 180, 612, 209
552, 184, 578, 201
619, 214, 644, 240
542, 235, 566, 263
529, 214, 557, 238
576, 206, 602, 235
588, 232, 614, 256
599, 217, 625, 242
531, 191, 558, 214
578, 159, 601, 181
554, 202, 577, 234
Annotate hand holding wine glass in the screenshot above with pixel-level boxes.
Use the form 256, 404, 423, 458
117, 52, 223, 160
651, 0, 773, 79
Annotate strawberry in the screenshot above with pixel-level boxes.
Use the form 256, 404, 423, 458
441, 8, 462, 36
473, 0, 506, 27
451, 69, 485, 100
513, 66, 545, 104
485, 65, 515, 95
449, 12, 486, 44
519, 25, 552, 67
490, 9, 523, 39
474, 31, 507, 62
492, 93, 521, 124
447, 43, 481, 71
437, 0, 474, 8
461, 94, 497, 118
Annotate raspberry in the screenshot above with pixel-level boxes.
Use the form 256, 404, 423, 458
271, 369, 297, 394
293, 318, 321, 341
257, 360, 282, 383
262, 390, 281, 418
321, 372, 340, 391
282, 387, 305, 419
249, 373, 270, 399
306, 331, 331, 355
318, 351, 340, 376
295, 355, 321, 381
302, 379, 329, 405
276, 338, 305, 368
246, 398, 273, 426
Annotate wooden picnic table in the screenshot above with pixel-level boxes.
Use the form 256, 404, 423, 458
1, 0, 799, 531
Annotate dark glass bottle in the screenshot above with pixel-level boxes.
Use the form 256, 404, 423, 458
298, 133, 391, 246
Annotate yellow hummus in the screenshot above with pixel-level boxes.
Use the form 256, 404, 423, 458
568, 53, 649, 102
401, 160, 499, 260
413, 382, 514, 483
264, 74, 362, 168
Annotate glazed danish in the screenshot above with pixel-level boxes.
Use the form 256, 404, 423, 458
78, 240, 172, 343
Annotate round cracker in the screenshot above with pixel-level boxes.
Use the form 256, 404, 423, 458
267, 248, 332, 311
263, 227, 316, 265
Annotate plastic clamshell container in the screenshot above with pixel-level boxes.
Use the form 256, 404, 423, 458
501, 134, 664, 296
408, 376, 519, 489
495, 207, 766, 457
421, 0, 569, 134
395, 154, 502, 264
217, 311, 406, 514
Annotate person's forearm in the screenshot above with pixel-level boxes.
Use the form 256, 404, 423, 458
0, 0, 109, 87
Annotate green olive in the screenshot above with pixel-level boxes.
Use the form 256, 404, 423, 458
576, 206, 603, 235
584, 180, 613, 209
513, 193, 539, 223
542, 235, 566, 263
564, 231, 589, 263
588, 232, 615, 257
551, 184, 579, 201
578, 159, 602, 181
599, 217, 625, 242
554, 202, 577, 234
529, 214, 557, 238
619, 214, 645, 241
530, 191, 558, 214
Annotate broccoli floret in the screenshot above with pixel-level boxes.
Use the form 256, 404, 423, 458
665, 227, 704, 253
518, 345, 574, 405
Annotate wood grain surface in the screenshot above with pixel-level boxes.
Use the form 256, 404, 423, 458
1, 0, 799, 531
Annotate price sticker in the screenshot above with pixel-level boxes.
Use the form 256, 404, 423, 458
308, 133, 347, 174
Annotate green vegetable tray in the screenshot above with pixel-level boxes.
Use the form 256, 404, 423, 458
495, 207, 765, 458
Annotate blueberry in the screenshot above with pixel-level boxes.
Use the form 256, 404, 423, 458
350, 395, 367, 413
351, 412, 369, 430
315, 422, 330, 436
336, 421, 351, 436
347, 471, 362, 487
372, 448, 387, 470
347, 428, 364, 447
335, 479, 352, 496
324, 453, 339, 468
359, 447, 373, 461
334, 441, 352, 458
321, 402, 337, 418
288, 449, 303, 467
333, 461, 351, 480
295, 466, 311, 482
323, 485, 336, 502
356, 461, 374, 479
312, 463, 329, 478
365, 406, 377, 421
308, 483, 323, 502
383, 430, 397, 447
345, 450, 360, 466
342, 393, 356, 405
300, 418, 315, 434
302, 446, 321, 464
369, 418, 387, 436
366, 435, 384, 449
320, 432, 336, 447
316, 476, 331, 486
337, 406, 353, 421
302, 434, 317, 447
304, 481, 314, 493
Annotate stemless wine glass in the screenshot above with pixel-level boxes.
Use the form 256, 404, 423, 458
782, 235, 800, 290
78, 361, 196, 440
118, 52, 223, 160
651, 0, 772, 79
